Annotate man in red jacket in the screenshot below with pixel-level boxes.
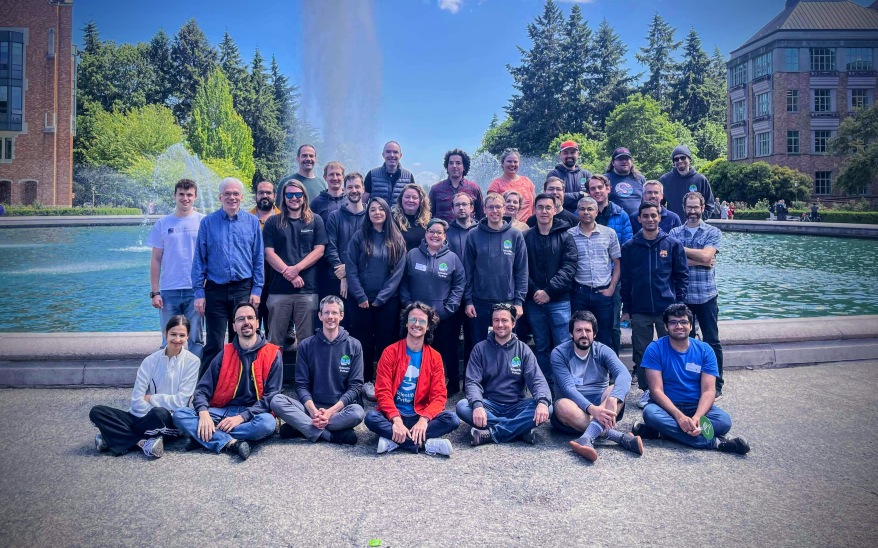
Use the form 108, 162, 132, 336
364, 302, 461, 456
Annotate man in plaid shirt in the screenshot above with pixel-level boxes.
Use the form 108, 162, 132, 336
669, 192, 724, 397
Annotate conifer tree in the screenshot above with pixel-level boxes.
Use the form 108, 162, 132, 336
636, 13, 681, 112
169, 19, 218, 123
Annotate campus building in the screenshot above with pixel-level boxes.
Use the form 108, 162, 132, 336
0, 0, 74, 207
726, 0, 878, 199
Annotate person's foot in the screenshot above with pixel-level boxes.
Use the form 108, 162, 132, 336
517, 429, 537, 445
632, 421, 660, 440
224, 440, 251, 461
716, 436, 750, 455
714, 389, 724, 401
638, 390, 650, 409
377, 437, 399, 454
328, 428, 358, 446
619, 433, 644, 456
184, 435, 202, 451
569, 437, 598, 461
94, 434, 108, 453
363, 382, 377, 401
141, 436, 164, 458
279, 423, 305, 439
424, 438, 453, 457
471, 427, 494, 446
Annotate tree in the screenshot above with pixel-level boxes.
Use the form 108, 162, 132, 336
218, 31, 251, 112
588, 18, 636, 132
478, 116, 516, 156
670, 28, 713, 128
188, 69, 255, 182
830, 102, 878, 194
559, 5, 593, 137
635, 13, 681, 113
709, 47, 728, 125
270, 55, 299, 172
242, 49, 286, 184
702, 160, 812, 204
693, 121, 727, 162
146, 29, 173, 106
81, 104, 183, 171
170, 19, 218, 123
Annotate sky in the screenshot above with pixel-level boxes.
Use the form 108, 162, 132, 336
72, 0, 873, 180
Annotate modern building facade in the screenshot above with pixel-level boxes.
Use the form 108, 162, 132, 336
0, 0, 74, 207
726, 0, 878, 198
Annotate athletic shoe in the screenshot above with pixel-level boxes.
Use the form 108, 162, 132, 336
716, 436, 750, 455
279, 423, 305, 439
424, 438, 453, 457
224, 440, 251, 460
569, 437, 598, 461
638, 390, 650, 409
363, 382, 377, 401
184, 435, 202, 451
377, 437, 399, 454
328, 428, 358, 446
714, 390, 724, 401
94, 434, 108, 452
471, 427, 494, 446
619, 433, 644, 456
517, 429, 537, 445
632, 421, 660, 440
141, 436, 164, 458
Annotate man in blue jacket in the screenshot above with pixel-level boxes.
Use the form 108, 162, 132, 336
629, 180, 682, 234
621, 202, 689, 408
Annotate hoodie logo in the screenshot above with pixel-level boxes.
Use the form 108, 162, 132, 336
660, 249, 668, 258
339, 354, 351, 374
615, 182, 633, 197
503, 239, 513, 256
438, 262, 449, 278
510, 356, 522, 375
689, 184, 697, 192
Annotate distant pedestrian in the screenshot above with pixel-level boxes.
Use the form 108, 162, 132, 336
720, 201, 729, 219
776, 199, 788, 221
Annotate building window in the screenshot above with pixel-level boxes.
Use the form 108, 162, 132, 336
810, 48, 836, 71
813, 89, 832, 113
47, 29, 55, 58
733, 99, 746, 123
733, 137, 747, 160
847, 48, 873, 71
813, 130, 832, 154
0, 136, 13, 162
851, 89, 871, 110
787, 89, 799, 112
814, 172, 832, 195
785, 48, 799, 71
730, 63, 747, 87
756, 132, 772, 157
755, 92, 771, 117
754, 52, 772, 77
787, 131, 800, 154
0, 179, 11, 204
0, 31, 25, 132
22, 180, 38, 206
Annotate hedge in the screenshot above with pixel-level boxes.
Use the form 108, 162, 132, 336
3, 206, 143, 216
731, 210, 878, 224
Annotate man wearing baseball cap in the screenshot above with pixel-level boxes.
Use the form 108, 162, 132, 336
659, 145, 716, 221
547, 140, 592, 214
605, 147, 646, 217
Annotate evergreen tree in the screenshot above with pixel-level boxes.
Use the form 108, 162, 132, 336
243, 50, 286, 184
588, 19, 636, 132
635, 13, 681, 112
218, 31, 251, 112
561, 5, 594, 137
708, 47, 728, 125
169, 19, 218, 123
146, 29, 173, 106
270, 55, 299, 173
670, 28, 713, 128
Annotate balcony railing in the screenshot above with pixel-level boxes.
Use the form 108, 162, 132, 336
810, 111, 838, 118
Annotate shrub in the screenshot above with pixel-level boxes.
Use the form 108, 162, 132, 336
4, 206, 142, 216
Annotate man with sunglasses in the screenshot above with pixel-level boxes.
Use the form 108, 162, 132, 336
659, 145, 716, 221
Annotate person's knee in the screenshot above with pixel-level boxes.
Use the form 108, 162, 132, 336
172, 407, 195, 427
552, 398, 581, 425
455, 399, 473, 420
152, 407, 172, 423
269, 394, 293, 414
363, 409, 383, 429
88, 405, 106, 423
641, 403, 665, 426
710, 408, 733, 435
349, 404, 366, 422
251, 413, 277, 437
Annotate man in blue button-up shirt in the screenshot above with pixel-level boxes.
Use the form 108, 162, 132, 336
192, 177, 265, 374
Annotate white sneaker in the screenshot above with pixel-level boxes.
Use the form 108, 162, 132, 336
94, 434, 108, 452
363, 382, 377, 401
141, 436, 164, 458
377, 437, 399, 454
638, 390, 650, 409
424, 438, 453, 457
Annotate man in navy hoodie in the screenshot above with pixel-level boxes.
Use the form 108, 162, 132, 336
456, 304, 551, 445
546, 140, 592, 213
325, 173, 367, 325
659, 145, 716, 221
621, 203, 689, 408
270, 296, 365, 445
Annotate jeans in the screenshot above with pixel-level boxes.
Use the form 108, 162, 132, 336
612, 284, 622, 354
631, 313, 667, 390
267, 293, 318, 347
455, 398, 544, 443
571, 284, 615, 350
688, 297, 724, 392
525, 300, 571, 387
172, 406, 276, 453
641, 401, 732, 449
270, 395, 364, 442
201, 279, 253, 375
364, 410, 461, 452
159, 289, 203, 358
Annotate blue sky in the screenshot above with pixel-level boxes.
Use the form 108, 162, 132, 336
73, 0, 873, 179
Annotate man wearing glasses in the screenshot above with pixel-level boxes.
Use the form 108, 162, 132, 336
629, 180, 682, 235
659, 145, 716, 221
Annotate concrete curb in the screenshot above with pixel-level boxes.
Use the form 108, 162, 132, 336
0, 215, 161, 228
708, 219, 878, 238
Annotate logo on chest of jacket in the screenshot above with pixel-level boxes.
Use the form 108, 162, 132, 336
503, 239, 513, 256
689, 184, 698, 192
510, 356, 522, 375
660, 249, 668, 258
438, 262, 449, 277
615, 182, 633, 197
339, 355, 351, 374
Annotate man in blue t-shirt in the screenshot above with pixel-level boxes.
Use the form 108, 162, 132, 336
633, 304, 750, 454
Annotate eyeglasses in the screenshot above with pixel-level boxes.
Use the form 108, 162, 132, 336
256, 190, 274, 196
408, 317, 428, 326
485, 205, 503, 211
667, 319, 690, 327
453, 202, 471, 208
284, 192, 305, 200
235, 315, 257, 323
427, 230, 445, 236
673, 156, 688, 163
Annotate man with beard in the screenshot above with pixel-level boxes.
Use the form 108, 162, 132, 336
429, 148, 483, 223
659, 145, 716, 221
446, 192, 478, 370
364, 141, 416, 205
547, 140, 592, 213
325, 173, 368, 322
277, 145, 327, 206
250, 181, 281, 335
629, 180, 682, 235
551, 310, 642, 461
311, 161, 347, 223
606, 147, 646, 217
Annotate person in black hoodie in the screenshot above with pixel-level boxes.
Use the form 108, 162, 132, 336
546, 139, 592, 213
446, 192, 478, 370
325, 173, 367, 324
659, 145, 716, 221
523, 193, 577, 387
271, 296, 364, 445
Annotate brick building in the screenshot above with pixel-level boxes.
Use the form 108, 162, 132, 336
726, 0, 878, 199
0, 0, 74, 207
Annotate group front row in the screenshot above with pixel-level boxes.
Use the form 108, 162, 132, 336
89, 298, 750, 462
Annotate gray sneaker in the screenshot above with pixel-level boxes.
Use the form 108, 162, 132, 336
638, 390, 650, 409
94, 434, 108, 452
141, 436, 164, 458
363, 382, 377, 401
377, 437, 399, 454
424, 438, 453, 457
569, 436, 598, 461
471, 427, 494, 446
619, 433, 644, 456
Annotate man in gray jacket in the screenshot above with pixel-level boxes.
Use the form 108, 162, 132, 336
456, 303, 551, 445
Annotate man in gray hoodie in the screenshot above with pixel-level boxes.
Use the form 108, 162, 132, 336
456, 303, 551, 445
659, 145, 716, 221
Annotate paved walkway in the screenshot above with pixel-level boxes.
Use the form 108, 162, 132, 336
1, 362, 876, 547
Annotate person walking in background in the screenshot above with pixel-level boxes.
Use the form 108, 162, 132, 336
489, 148, 535, 222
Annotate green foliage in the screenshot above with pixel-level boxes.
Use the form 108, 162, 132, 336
202, 157, 253, 194
701, 160, 812, 204
547, 132, 607, 173
4, 206, 142, 216
635, 14, 680, 112
731, 209, 878, 223
81, 104, 182, 171
146, 29, 173, 105
693, 121, 727, 161
589, 19, 636, 132
242, 50, 286, 184
670, 29, 726, 130
829, 102, 878, 194
170, 19, 218, 123
479, 117, 516, 156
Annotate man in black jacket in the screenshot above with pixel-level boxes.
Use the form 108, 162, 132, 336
546, 140, 592, 213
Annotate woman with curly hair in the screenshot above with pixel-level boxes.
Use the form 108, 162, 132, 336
393, 183, 431, 251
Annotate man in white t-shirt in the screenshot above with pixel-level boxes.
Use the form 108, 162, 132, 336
147, 179, 206, 356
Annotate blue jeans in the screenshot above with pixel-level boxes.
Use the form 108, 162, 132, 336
570, 284, 615, 350
159, 289, 203, 358
688, 297, 724, 392
641, 401, 732, 449
525, 300, 571, 386
456, 398, 544, 443
364, 410, 460, 452
172, 406, 276, 453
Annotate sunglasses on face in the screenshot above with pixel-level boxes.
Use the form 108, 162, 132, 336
284, 192, 305, 200
673, 156, 688, 162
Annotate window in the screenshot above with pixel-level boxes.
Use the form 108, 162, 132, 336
847, 48, 873, 71
0, 31, 24, 132
733, 99, 746, 122
754, 52, 772, 77
755, 92, 771, 117
814, 172, 832, 195
21, 180, 37, 206
0, 179, 11, 204
756, 132, 771, 157
813, 130, 832, 154
787, 131, 800, 154
0, 136, 12, 161
733, 137, 747, 160
810, 48, 836, 71
851, 89, 871, 110
787, 89, 799, 112
785, 48, 799, 71
813, 89, 831, 113
730, 63, 747, 86
47, 29, 55, 58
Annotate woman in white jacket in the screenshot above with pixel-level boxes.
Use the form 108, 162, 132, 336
89, 315, 200, 458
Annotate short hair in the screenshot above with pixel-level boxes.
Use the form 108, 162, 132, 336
164, 314, 191, 336
452, 192, 474, 206
253, 180, 274, 195
426, 218, 449, 232
503, 189, 522, 206
534, 193, 555, 208
491, 302, 518, 322
344, 172, 364, 186
323, 161, 345, 178
500, 148, 520, 164
219, 177, 244, 195
233, 301, 257, 319
484, 192, 504, 206
174, 178, 198, 196
443, 149, 471, 176
638, 202, 660, 216
319, 295, 344, 314
663, 303, 694, 326
399, 301, 440, 345
577, 196, 598, 209
569, 310, 598, 335
644, 180, 664, 192
383, 140, 402, 152
297, 144, 316, 157
588, 174, 609, 191
683, 191, 705, 207
544, 176, 564, 190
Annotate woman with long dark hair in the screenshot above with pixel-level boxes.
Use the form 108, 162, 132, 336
393, 183, 431, 251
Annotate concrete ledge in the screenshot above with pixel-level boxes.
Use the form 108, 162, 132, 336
708, 219, 878, 239
0, 215, 160, 228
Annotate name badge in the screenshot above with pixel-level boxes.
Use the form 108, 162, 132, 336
685, 362, 702, 374
415, 263, 427, 272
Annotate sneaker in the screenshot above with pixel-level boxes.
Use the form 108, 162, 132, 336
94, 434, 108, 453
141, 436, 164, 458
424, 438, 453, 457
471, 427, 494, 446
223, 440, 251, 460
716, 435, 750, 455
363, 382, 377, 401
279, 423, 305, 439
328, 428, 358, 446
638, 390, 650, 409
714, 389, 724, 401
569, 437, 598, 461
517, 428, 536, 445
618, 433, 644, 456
184, 435, 202, 451
632, 421, 660, 440
377, 437, 399, 454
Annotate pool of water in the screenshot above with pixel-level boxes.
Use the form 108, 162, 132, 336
1, 226, 877, 332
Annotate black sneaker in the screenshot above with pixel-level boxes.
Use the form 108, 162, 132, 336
632, 421, 660, 440
328, 428, 358, 446
279, 423, 305, 439
716, 436, 750, 455
714, 389, 724, 401
184, 435, 202, 451
471, 427, 494, 446
517, 429, 537, 445
619, 433, 644, 456
569, 437, 598, 461
224, 440, 251, 461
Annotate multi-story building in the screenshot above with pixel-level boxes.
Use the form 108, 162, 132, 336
726, 0, 878, 198
0, 0, 74, 207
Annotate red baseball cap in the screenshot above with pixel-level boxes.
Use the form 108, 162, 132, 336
559, 140, 579, 152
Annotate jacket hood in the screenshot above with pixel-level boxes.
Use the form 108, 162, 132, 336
234, 333, 267, 355
487, 330, 520, 349
417, 240, 451, 257
319, 190, 346, 201
477, 217, 512, 234
554, 163, 580, 174
340, 206, 367, 219
449, 220, 477, 232
532, 216, 572, 235
316, 326, 350, 345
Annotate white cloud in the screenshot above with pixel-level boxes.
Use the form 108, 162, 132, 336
438, 0, 463, 14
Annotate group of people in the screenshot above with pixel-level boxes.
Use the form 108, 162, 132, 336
89, 140, 751, 461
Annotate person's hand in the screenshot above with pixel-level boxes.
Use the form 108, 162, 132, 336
599, 286, 614, 297
514, 305, 524, 318
533, 290, 550, 305
194, 298, 206, 315
359, 301, 370, 309
151, 295, 163, 310
144, 394, 152, 403
292, 276, 305, 288
410, 417, 429, 446
217, 414, 245, 432
249, 294, 260, 308
589, 404, 616, 430
339, 278, 348, 299
197, 410, 215, 442
283, 265, 301, 281
391, 418, 409, 444
534, 402, 549, 426
465, 305, 476, 318
621, 313, 630, 322
676, 415, 700, 436
334, 264, 346, 280
472, 406, 488, 428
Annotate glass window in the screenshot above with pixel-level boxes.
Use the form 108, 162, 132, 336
0, 85, 6, 115
755, 92, 771, 117
813, 89, 831, 113
733, 99, 746, 122
814, 172, 832, 195
785, 48, 799, 71
0, 137, 12, 161
733, 137, 747, 160
730, 63, 747, 86
0, 42, 8, 76
787, 131, 800, 154
0, 32, 24, 131
756, 132, 771, 157
851, 89, 870, 110
9, 86, 21, 123
810, 48, 836, 71
787, 89, 799, 112
847, 48, 873, 71
754, 52, 772, 77
10, 43, 22, 80
813, 130, 832, 154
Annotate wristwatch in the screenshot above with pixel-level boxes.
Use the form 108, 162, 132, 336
149, 291, 161, 298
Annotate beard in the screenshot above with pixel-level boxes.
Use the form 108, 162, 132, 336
574, 337, 592, 352
564, 158, 576, 168
257, 198, 274, 211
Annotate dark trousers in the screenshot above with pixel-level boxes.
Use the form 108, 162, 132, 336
571, 283, 616, 351
89, 405, 178, 456
201, 279, 253, 375
434, 313, 461, 393
467, 300, 497, 348
348, 296, 400, 382
364, 410, 460, 452
688, 296, 724, 392
452, 308, 473, 375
